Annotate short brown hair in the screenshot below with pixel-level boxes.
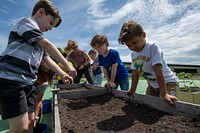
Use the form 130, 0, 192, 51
118, 20, 144, 45
90, 33, 109, 47
32, 0, 61, 27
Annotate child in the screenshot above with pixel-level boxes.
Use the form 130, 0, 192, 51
0, 0, 76, 133
88, 49, 104, 86
118, 20, 179, 106
57, 45, 74, 84
67, 39, 95, 84
90, 33, 129, 90
34, 60, 55, 127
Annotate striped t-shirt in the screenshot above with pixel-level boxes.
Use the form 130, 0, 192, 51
0, 17, 47, 85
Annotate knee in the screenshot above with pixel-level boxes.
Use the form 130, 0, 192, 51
9, 127, 29, 133
21, 128, 29, 133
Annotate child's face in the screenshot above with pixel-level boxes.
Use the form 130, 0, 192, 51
37, 9, 58, 32
89, 53, 96, 60
93, 44, 107, 55
125, 32, 146, 52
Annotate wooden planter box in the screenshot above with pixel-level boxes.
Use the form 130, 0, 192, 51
178, 87, 200, 104
52, 84, 200, 133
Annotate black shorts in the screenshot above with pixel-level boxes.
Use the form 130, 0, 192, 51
0, 78, 36, 120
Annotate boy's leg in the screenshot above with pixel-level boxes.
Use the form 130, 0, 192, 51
118, 78, 129, 91
146, 83, 159, 97
34, 93, 43, 126
95, 74, 103, 85
166, 82, 179, 96
8, 113, 29, 133
0, 78, 36, 132
28, 112, 35, 133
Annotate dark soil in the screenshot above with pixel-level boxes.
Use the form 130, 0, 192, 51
58, 93, 200, 133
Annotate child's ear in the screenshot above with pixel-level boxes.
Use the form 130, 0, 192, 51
38, 8, 45, 17
142, 32, 146, 38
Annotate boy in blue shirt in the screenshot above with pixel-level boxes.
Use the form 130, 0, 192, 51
0, 0, 76, 132
90, 33, 129, 90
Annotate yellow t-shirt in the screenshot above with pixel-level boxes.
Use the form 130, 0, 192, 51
57, 62, 73, 81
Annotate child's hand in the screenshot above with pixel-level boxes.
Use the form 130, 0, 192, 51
68, 67, 77, 77
108, 82, 116, 88
163, 93, 179, 106
78, 65, 84, 70
62, 74, 73, 84
105, 82, 116, 89
127, 89, 135, 95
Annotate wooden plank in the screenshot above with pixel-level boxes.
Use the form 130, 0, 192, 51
85, 84, 106, 89
59, 87, 108, 99
112, 89, 200, 118
53, 92, 62, 133
57, 83, 84, 89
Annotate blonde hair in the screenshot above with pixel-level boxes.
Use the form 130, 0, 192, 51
118, 20, 144, 45
90, 33, 109, 47
67, 39, 78, 49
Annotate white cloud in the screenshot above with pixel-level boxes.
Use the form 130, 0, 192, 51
0, 9, 8, 14
0, 0, 200, 65
7, 0, 17, 4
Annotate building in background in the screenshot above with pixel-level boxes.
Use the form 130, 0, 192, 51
123, 62, 200, 76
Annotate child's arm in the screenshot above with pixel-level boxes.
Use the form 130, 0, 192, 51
153, 64, 167, 96
43, 56, 73, 83
92, 63, 99, 71
109, 63, 118, 87
37, 38, 77, 77
102, 67, 110, 82
127, 70, 139, 94
153, 64, 178, 106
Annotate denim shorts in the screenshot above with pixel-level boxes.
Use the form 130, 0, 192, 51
0, 78, 36, 120
94, 73, 103, 86
116, 77, 129, 91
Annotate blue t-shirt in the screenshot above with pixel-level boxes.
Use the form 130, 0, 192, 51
98, 49, 128, 82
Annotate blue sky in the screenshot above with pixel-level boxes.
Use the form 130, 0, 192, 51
0, 0, 200, 65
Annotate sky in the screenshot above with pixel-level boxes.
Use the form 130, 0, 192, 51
0, 0, 200, 65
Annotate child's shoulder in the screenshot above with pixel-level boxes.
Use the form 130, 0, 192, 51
109, 48, 119, 53
15, 17, 33, 24
146, 41, 159, 49
13, 17, 39, 31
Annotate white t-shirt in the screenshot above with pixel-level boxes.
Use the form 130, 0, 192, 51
131, 42, 179, 88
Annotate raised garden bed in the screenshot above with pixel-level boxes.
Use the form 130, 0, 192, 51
53, 83, 200, 133
178, 87, 200, 104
